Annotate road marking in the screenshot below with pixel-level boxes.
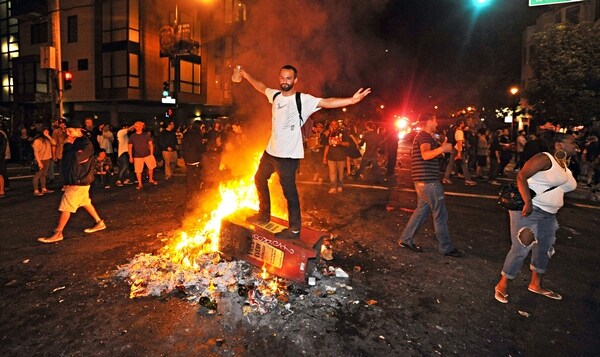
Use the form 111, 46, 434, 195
299, 180, 600, 210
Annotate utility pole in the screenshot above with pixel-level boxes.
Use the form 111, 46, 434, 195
50, 0, 63, 119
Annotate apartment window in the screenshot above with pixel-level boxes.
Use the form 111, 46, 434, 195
101, 0, 140, 89
14, 59, 48, 95
565, 6, 580, 24
179, 59, 200, 94
78, 59, 88, 71
103, 51, 126, 88
0, 0, 19, 102
31, 22, 48, 45
102, 0, 139, 44
225, 0, 246, 24
67, 16, 78, 43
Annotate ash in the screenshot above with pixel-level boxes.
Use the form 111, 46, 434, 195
115, 252, 358, 316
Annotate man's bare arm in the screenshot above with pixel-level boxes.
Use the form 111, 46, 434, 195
240, 69, 267, 95
318, 88, 371, 109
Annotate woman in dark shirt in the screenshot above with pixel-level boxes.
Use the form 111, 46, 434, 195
488, 130, 502, 185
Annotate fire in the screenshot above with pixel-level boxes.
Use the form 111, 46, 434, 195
163, 173, 259, 267
119, 152, 292, 308
260, 264, 270, 280
161, 153, 286, 270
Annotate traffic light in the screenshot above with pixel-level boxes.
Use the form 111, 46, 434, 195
473, 0, 492, 7
63, 71, 72, 91
162, 81, 170, 97
166, 107, 174, 118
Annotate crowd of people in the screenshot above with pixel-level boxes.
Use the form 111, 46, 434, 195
0, 63, 598, 307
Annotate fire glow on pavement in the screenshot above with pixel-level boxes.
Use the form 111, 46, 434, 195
115, 156, 314, 314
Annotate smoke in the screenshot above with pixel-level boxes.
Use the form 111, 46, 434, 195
231, 0, 394, 131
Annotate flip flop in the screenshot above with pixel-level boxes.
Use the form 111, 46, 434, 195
527, 287, 562, 300
494, 288, 508, 304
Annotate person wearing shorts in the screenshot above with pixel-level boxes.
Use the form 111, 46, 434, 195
128, 121, 158, 189
38, 120, 106, 244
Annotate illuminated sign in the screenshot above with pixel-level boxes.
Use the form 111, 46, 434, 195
529, 0, 582, 6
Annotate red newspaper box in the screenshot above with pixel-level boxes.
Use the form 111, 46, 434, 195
219, 208, 325, 283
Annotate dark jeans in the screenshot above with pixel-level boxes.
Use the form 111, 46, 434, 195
116, 152, 131, 182
186, 164, 203, 194
95, 173, 110, 186
500, 151, 512, 174
255, 151, 300, 231
386, 145, 398, 176
355, 154, 382, 181
489, 159, 500, 180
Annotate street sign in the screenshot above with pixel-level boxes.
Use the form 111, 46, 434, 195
161, 96, 176, 104
529, 0, 582, 6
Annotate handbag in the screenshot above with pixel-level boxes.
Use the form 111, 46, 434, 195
498, 183, 557, 211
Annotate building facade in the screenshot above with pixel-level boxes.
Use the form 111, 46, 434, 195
521, 0, 600, 90
1, 0, 246, 131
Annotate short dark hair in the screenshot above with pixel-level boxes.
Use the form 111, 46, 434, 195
418, 113, 435, 123
281, 65, 298, 78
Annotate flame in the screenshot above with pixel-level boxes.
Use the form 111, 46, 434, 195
160, 153, 286, 270
260, 264, 270, 280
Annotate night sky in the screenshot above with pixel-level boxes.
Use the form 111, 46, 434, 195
367, 0, 544, 114
235, 0, 545, 122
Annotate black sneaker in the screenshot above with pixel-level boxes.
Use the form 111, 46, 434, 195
274, 228, 300, 239
444, 248, 463, 257
398, 241, 423, 253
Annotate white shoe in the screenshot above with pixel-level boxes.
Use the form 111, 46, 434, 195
84, 220, 106, 233
38, 234, 64, 244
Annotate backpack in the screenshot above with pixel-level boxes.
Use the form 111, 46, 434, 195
272, 91, 313, 142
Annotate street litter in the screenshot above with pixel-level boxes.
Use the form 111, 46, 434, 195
518, 310, 531, 317
52, 286, 66, 293
116, 239, 360, 315
335, 268, 349, 278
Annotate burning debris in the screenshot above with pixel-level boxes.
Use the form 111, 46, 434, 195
115, 251, 241, 301
115, 157, 359, 315
115, 240, 358, 316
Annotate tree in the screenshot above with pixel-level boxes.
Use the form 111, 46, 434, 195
524, 23, 600, 127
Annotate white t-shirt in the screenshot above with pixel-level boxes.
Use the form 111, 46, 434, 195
117, 128, 130, 157
454, 128, 464, 150
264, 88, 321, 159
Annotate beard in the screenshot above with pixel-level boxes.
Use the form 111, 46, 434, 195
280, 82, 294, 91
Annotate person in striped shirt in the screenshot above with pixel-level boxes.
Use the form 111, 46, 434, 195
397, 113, 462, 257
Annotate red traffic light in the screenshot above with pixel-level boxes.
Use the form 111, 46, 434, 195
63, 71, 72, 90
